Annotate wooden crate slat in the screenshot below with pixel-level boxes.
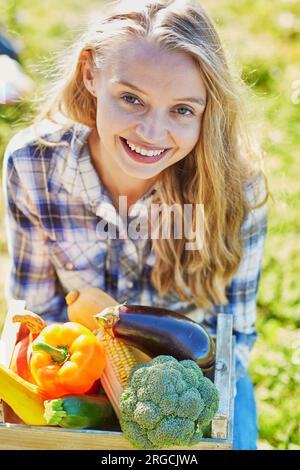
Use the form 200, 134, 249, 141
211, 313, 233, 439
0, 423, 232, 450
226, 336, 236, 445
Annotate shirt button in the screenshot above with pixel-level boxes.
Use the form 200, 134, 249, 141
89, 200, 97, 207
127, 280, 134, 288
65, 262, 74, 270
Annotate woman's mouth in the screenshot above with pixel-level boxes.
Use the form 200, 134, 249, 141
120, 137, 170, 164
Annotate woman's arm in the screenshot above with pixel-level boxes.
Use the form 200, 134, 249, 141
2, 145, 67, 323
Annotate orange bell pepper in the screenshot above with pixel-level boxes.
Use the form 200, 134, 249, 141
30, 322, 106, 398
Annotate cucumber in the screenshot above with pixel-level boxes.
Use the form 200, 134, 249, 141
44, 394, 120, 430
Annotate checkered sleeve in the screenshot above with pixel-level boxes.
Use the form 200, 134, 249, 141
2, 146, 68, 323
216, 173, 268, 381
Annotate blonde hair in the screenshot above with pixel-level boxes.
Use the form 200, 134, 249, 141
34, 0, 269, 309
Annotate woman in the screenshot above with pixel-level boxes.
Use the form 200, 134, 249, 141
3, 0, 269, 449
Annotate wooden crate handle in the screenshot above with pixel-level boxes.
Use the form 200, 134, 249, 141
211, 313, 233, 439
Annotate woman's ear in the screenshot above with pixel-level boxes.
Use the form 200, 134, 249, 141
81, 50, 97, 97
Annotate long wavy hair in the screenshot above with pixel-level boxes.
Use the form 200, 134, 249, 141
33, 0, 269, 309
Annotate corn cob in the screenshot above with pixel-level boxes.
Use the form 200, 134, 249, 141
96, 330, 148, 419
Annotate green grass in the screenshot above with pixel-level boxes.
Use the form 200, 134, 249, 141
0, 0, 299, 450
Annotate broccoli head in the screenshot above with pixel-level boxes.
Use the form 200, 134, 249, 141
120, 355, 219, 450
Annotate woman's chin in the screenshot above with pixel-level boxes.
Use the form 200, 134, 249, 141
116, 157, 159, 180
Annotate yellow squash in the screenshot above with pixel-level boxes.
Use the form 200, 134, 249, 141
66, 287, 118, 331
0, 364, 48, 425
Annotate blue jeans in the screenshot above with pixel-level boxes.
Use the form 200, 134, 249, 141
233, 372, 258, 450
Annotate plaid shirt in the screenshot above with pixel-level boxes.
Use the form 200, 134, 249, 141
2, 120, 268, 382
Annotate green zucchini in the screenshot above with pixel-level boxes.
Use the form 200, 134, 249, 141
44, 394, 120, 430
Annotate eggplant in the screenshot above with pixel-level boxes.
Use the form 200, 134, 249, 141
95, 304, 215, 370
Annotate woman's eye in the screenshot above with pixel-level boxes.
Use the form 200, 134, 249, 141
175, 106, 194, 116
120, 95, 194, 116
121, 94, 141, 106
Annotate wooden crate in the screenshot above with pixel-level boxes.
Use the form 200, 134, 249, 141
0, 299, 235, 450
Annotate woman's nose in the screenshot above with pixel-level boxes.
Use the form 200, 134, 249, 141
135, 110, 169, 145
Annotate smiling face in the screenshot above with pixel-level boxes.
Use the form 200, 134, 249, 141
83, 38, 207, 197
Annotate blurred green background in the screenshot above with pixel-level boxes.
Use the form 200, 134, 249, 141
0, 0, 299, 450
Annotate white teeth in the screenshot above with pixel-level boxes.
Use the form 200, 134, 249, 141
126, 140, 165, 157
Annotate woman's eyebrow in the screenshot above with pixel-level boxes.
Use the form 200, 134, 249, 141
112, 79, 206, 107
